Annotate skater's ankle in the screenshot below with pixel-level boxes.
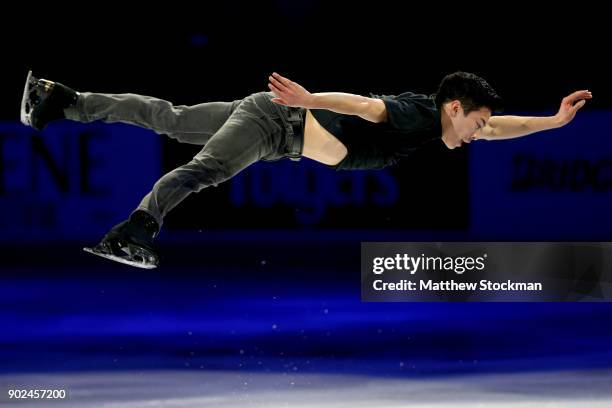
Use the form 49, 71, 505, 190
129, 210, 160, 239
24, 75, 81, 131
63, 92, 82, 121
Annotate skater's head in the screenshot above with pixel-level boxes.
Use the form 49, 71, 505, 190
435, 71, 503, 149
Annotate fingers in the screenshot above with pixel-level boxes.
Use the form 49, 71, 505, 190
268, 72, 302, 105
272, 72, 293, 88
268, 82, 285, 97
573, 99, 587, 111
269, 74, 289, 92
564, 90, 593, 103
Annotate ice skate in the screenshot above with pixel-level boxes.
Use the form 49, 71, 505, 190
83, 211, 160, 269
20, 70, 79, 131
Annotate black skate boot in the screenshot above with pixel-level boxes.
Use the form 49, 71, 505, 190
83, 210, 161, 269
20, 70, 79, 131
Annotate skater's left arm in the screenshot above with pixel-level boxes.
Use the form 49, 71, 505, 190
477, 90, 592, 140
267, 73, 387, 123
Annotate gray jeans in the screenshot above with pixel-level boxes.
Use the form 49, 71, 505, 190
65, 91, 304, 228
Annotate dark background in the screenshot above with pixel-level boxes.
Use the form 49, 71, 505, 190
1, 1, 612, 382
4, 2, 610, 231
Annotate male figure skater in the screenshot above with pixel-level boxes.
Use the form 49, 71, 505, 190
20, 70, 592, 268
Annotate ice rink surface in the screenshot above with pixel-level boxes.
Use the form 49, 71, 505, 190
3, 368, 612, 407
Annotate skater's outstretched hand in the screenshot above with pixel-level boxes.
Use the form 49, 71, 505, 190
554, 89, 592, 127
268, 73, 315, 108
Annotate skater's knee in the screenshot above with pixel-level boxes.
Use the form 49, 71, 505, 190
185, 156, 234, 190
193, 156, 234, 179
149, 155, 236, 197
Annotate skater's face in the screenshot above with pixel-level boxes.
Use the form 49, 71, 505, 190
442, 101, 491, 149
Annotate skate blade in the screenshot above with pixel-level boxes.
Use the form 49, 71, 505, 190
20, 70, 33, 127
83, 246, 158, 269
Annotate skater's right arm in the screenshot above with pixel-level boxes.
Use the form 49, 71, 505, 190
476, 90, 592, 141
268, 73, 388, 123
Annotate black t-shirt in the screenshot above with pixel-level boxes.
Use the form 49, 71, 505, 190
310, 92, 442, 170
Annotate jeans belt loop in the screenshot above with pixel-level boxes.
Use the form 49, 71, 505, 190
286, 107, 304, 161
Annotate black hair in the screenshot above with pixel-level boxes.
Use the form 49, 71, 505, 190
434, 71, 503, 114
